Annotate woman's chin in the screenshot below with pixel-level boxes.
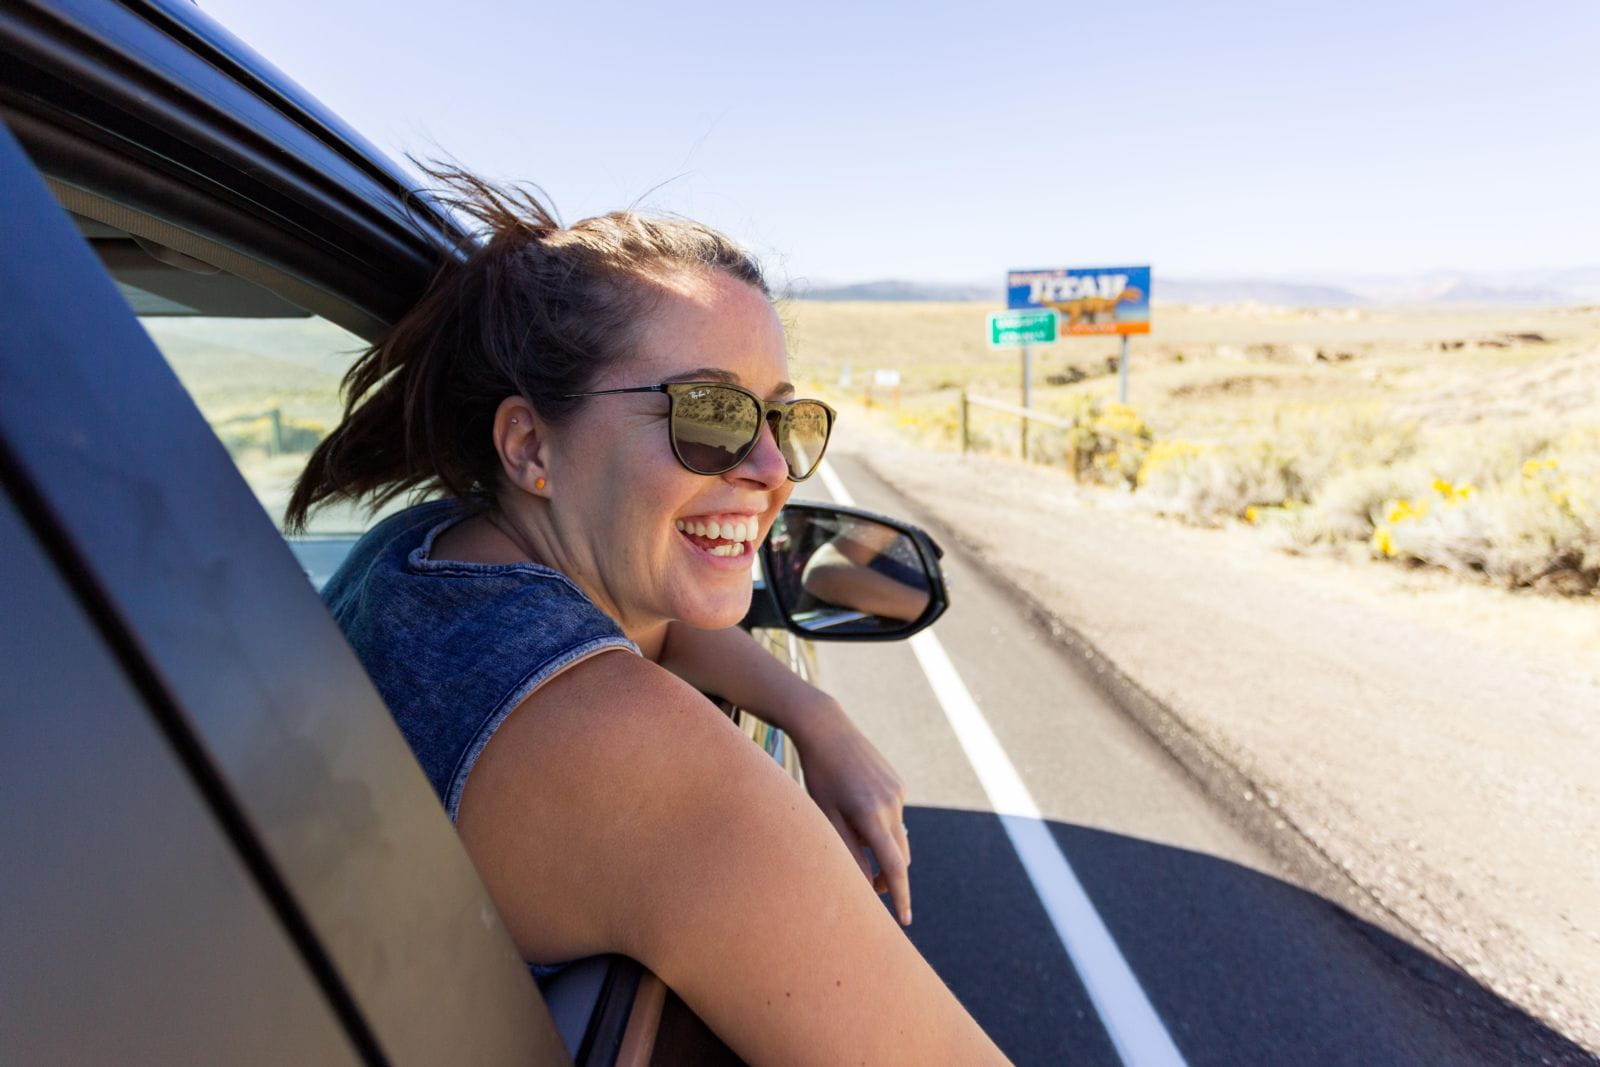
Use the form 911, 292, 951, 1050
673, 587, 753, 631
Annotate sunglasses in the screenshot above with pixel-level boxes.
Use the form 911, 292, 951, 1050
563, 381, 836, 481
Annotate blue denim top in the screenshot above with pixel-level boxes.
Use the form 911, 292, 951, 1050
323, 499, 638, 821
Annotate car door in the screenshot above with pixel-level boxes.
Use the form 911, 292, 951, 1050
0, 112, 572, 1065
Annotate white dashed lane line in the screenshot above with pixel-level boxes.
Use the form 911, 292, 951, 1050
816, 459, 1187, 1067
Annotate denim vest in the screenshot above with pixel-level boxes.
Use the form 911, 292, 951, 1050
323, 499, 638, 821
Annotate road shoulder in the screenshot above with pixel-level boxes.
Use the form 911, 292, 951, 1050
844, 433, 1600, 1055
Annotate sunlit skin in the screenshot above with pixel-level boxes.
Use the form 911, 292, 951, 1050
441, 270, 793, 657
436, 268, 1007, 1063
525, 273, 792, 650
433, 270, 917, 924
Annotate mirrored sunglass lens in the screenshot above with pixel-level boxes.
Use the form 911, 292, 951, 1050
780, 402, 831, 477
672, 385, 760, 473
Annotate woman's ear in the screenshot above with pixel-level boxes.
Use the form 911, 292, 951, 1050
494, 395, 552, 498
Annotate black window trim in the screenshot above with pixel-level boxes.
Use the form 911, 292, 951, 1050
1, 0, 467, 336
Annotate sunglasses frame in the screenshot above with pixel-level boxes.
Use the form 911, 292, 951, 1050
562, 381, 837, 481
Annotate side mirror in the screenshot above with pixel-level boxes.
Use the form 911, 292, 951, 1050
756, 501, 949, 640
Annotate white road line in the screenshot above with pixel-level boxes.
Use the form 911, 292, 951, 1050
815, 458, 856, 508
818, 460, 1187, 1067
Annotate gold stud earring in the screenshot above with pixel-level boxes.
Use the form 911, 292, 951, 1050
535, 477, 547, 491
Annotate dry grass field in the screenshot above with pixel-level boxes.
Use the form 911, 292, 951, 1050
142, 302, 1600, 590
782, 300, 1600, 595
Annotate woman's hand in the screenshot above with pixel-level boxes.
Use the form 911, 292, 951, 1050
790, 697, 913, 926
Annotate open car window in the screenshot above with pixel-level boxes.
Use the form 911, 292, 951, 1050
61, 206, 414, 587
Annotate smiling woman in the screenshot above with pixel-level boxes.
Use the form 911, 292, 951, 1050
287, 168, 1007, 1064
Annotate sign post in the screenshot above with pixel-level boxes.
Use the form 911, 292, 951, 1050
1119, 335, 1130, 404
987, 309, 1057, 460
1005, 265, 1151, 404
1021, 345, 1032, 459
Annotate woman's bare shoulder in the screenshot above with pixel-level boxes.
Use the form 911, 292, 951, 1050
454, 649, 789, 939
455, 649, 1006, 1065
475, 648, 758, 785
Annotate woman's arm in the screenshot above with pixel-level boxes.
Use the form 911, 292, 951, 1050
800, 541, 930, 622
657, 622, 912, 925
455, 652, 1007, 1065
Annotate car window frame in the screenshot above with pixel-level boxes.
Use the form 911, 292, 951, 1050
0, 88, 570, 1067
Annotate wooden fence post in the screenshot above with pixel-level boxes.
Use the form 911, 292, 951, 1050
959, 392, 969, 455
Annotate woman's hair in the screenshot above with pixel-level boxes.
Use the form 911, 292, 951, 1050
284, 166, 769, 532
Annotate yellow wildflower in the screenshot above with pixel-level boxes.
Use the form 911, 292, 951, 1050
1384, 498, 1429, 524
1371, 525, 1396, 557
1136, 439, 1203, 486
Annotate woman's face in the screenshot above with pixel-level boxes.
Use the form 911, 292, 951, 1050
541, 271, 797, 638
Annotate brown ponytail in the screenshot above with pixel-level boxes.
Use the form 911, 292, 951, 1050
285, 166, 769, 532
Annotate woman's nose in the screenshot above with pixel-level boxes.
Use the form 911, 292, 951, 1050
732, 416, 789, 488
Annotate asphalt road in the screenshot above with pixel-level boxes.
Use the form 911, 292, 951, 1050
804, 454, 1590, 1067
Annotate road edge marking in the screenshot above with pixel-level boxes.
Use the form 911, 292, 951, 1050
816, 459, 855, 508
820, 460, 1187, 1067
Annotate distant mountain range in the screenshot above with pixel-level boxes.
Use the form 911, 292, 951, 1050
792, 267, 1600, 307
791, 279, 996, 302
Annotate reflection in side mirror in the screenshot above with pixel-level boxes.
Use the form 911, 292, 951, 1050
761, 502, 949, 641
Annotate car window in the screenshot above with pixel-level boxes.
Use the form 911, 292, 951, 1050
58, 208, 417, 584
136, 314, 363, 533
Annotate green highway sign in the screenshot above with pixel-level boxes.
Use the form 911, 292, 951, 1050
988, 308, 1058, 347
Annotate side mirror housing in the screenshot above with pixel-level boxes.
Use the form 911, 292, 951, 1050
747, 501, 949, 641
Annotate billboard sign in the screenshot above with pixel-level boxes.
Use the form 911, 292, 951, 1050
1006, 265, 1151, 335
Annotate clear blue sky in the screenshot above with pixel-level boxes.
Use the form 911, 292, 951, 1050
200, 0, 1600, 285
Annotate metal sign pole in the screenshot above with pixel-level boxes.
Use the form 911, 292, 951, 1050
1117, 335, 1130, 404
1020, 343, 1032, 461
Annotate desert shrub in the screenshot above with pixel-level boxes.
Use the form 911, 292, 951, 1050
960, 408, 1023, 456
1280, 460, 1430, 546
894, 404, 961, 450
954, 395, 1154, 488
1036, 399, 1153, 488
1275, 409, 1421, 489
1137, 438, 1305, 521
1366, 459, 1599, 592
1130, 409, 1428, 525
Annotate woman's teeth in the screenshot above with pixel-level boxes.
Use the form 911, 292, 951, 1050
675, 517, 757, 542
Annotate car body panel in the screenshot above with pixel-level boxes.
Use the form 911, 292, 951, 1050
0, 492, 366, 1066
0, 116, 568, 1064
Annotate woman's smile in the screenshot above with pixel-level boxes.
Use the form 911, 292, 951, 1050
678, 511, 764, 566
532, 269, 794, 637
675, 512, 762, 559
